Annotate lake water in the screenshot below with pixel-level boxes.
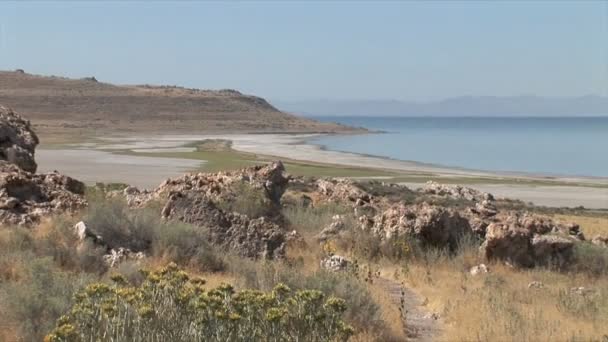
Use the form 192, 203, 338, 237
309, 117, 608, 177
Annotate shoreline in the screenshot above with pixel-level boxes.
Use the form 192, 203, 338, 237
37, 132, 608, 209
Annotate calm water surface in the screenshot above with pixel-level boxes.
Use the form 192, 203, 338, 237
309, 117, 608, 177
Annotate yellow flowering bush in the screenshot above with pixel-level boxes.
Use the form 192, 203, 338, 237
45, 263, 354, 342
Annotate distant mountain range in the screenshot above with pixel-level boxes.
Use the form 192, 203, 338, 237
275, 96, 608, 117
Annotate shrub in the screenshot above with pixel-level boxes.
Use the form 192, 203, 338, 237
230, 260, 386, 338
283, 202, 353, 235
152, 221, 225, 272
215, 181, 275, 219
569, 242, 608, 276
0, 257, 94, 341
84, 198, 159, 252
46, 264, 354, 342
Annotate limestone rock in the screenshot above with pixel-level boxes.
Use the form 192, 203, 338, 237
0, 162, 87, 225
481, 220, 575, 268
591, 235, 608, 247
161, 190, 287, 259
531, 234, 574, 267
370, 203, 471, 249
528, 281, 544, 289
0, 106, 39, 172
125, 161, 289, 209
470, 264, 489, 276
315, 178, 374, 207
421, 181, 494, 202
320, 255, 350, 272
316, 215, 347, 242
103, 247, 145, 268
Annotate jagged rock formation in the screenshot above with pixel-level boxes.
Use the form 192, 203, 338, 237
123, 161, 289, 208
421, 181, 494, 202
0, 161, 86, 225
0, 105, 39, 172
161, 191, 286, 259
320, 255, 350, 272
315, 178, 376, 208
0, 105, 86, 225
117, 162, 292, 259
368, 203, 471, 249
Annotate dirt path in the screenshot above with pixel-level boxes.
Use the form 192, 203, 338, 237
375, 277, 442, 341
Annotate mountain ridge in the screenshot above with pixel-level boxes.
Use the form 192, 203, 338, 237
0, 70, 359, 134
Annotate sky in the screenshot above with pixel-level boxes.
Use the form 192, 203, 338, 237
0, 1, 606, 102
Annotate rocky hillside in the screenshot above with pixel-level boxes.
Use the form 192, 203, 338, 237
0, 70, 358, 134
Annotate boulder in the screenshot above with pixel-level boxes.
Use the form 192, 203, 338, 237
528, 281, 544, 289
315, 178, 374, 207
0, 162, 87, 225
531, 234, 574, 267
591, 235, 608, 247
103, 247, 145, 268
161, 190, 287, 259
125, 161, 289, 209
0, 106, 39, 172
370, 203, 471, 249
316, 215, 347, 242
481, 223, 535, 267
470, 263, 489, 276
320, 255, 350, 272
421, 181, 494, 202
481, 221, 575, 268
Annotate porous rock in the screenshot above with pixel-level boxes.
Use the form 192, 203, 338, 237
0, 162, 86, 225
320, 255, 350, 272
0, 106, 39, 172
370, 203, 471, 249
161, 190, 287, 259
421, 181, 494, 202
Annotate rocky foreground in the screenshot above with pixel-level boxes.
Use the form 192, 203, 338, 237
1, 104, 606, 270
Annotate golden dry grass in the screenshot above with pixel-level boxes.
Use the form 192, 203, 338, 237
398, 261, 608, 341
554, 214, 608, 238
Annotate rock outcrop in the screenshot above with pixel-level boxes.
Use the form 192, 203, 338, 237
316, 215, 348, 242
421, 181, 493, 202
369, 203, 471, 249
591, 235, 608, 247
0, 105, 39, 172
315, 178, 375, 208
123, 161, 289, 208
0, 162, 86, 225
480, 219, 576, 268
320, 255, 350, 272
161, 191, 287, 259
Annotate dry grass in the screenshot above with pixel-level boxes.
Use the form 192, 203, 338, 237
396, 258, 608, 341
554, 214, 608, 237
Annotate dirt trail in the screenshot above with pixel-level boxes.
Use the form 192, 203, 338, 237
375, 277, 442, 341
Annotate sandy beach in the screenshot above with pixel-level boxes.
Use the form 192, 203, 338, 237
37, 134, 608, 209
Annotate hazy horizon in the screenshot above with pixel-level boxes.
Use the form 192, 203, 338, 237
1, 1, 606, 102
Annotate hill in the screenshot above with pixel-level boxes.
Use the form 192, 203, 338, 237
0, 70, 358, 135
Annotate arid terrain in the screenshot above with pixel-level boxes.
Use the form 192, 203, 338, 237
0, 70, 359, 139
0, 104, 607, 342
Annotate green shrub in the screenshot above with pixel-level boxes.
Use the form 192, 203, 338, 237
46, 264, 354, 342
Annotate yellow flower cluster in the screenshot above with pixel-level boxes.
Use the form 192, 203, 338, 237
45, 263, 354, 342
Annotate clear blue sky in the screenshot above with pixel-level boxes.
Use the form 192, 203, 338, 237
0, 1, 606, 101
